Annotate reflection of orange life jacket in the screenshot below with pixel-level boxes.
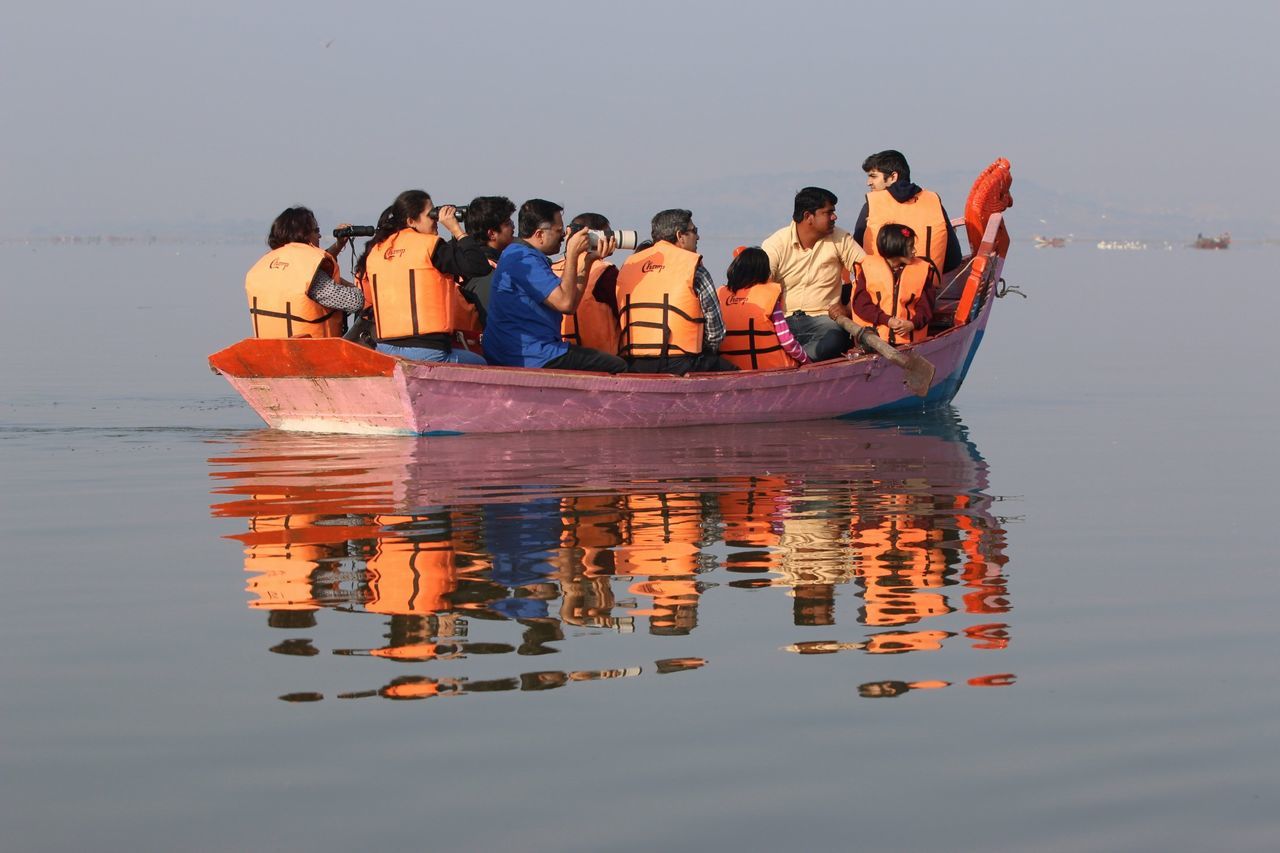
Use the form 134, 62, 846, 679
718, 478, 787, 575
245, 244, 343, 339
616, 243, 704, 357
852, 256, 933, 345
717, 282, 798, 371
860, 629, 951, 654
552, 257, 620, 354
616, 494, 701, 625
365, 515, 457, 615
242, 512, 327, 611
863, 188, 949, 273
854, 501, 951, 627
560, 495, 624, 576
717, 477, 787, 548
364, 229, 457, 340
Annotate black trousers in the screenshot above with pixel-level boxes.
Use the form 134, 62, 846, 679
626, 352, 739, 376
544, 346, 628, 374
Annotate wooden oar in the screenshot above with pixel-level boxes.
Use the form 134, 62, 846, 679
831, 315, 936, 398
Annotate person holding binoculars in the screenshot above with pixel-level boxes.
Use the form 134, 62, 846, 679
244, 206, 366, 339
354, 189, 491, 364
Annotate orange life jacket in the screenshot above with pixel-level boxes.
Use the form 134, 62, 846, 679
863, 188, 950, 273
552, 257, 620, 354
852, 256, 934, 345
244, 243, 344, 339
717, 282, 798, 371
364, 229, 457, 340
616, 243, 704, 357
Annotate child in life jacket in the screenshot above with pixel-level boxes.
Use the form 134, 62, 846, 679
850, 224, 939, 346
716, 246, 809, 370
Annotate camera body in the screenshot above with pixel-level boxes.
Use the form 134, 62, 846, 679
427, 205, 468, 223
332, 226, 376, 239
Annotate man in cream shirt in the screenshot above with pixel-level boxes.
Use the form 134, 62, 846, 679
761, 187, 866, 361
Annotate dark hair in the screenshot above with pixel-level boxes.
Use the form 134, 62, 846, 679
725, 247, 771, 293
792, 187, 838, 223
518, 199, 564, 238
356, 190, 432, 277
651, 208, 693, 244
465, 195, 516, 241
267, 206, 319, 249
861, 150, 911, 184
569, 212, 610, 231
876, 223, 916, 258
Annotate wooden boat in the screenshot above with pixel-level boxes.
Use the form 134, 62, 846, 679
1191, 232, 1230, 250
212, 193, 1010, 436
1033, 235, 1066, 248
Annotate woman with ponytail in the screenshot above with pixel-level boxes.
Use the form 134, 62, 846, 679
354, 189, 490, 364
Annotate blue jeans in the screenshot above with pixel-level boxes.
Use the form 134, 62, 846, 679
377, 343, 488, 365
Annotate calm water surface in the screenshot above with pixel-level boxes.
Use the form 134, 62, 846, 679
2, 240, 1278, 852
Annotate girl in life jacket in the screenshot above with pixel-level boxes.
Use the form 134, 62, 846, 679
244, 207, 366, 339
850, 224, 939, 346
717, 247, 809, 370
353, 190, 491, 365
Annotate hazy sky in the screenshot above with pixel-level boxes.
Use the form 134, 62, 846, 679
2, 0, 1276, 234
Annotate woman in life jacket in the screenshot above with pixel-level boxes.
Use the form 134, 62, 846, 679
717, 247, 809, 371
353, 190, 491, 364
244, 207, 366, 339
850, 224, 939, 346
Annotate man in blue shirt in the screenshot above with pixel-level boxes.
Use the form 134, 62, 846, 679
483, 198, 627, 373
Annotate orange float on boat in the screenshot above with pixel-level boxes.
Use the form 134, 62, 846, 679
955, 158, 1014, 327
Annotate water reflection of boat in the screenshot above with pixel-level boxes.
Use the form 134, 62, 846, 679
210, 412, 1015, 702
1191, 232, 1230, 250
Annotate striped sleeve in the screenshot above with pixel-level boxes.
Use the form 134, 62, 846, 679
772, 299, 809, 364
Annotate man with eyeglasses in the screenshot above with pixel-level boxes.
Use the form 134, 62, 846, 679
616, 208, 735, 375
483, 198, 627, 373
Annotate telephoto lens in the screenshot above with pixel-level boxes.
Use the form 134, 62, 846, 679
332, 226, 376, 238
587, 229, 640, 251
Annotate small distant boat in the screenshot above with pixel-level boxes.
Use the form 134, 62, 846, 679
1033, 235, 1066, 248
1097, 240, 1147, 251
1191, 232, 1230, 250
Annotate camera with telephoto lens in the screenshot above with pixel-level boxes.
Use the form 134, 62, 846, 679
332, 225, 376, 238
427, 205, 468, 223
567, 224, 639, 251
